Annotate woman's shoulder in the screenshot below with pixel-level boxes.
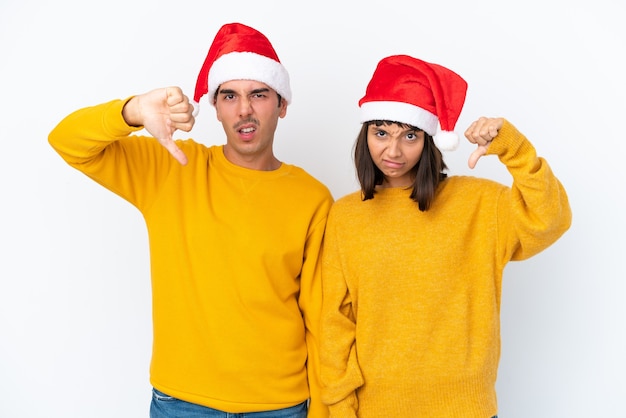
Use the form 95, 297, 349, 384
443, 175, 506, 193
329, 190, 364, 214
333, 190, 365, 205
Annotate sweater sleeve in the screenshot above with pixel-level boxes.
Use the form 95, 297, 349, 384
299, 207, 333, 418
488, 119, 572, 262
320, 211, 364, 418
48, 99, 176, 210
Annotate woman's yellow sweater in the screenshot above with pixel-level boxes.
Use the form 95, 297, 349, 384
320, 120, 571, 417
49, 99, 333, 416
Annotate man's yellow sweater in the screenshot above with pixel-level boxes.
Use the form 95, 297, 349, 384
320, 120, 571, 417
49, 99, 333, 416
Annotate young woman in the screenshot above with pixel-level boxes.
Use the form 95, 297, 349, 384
319, 54, 572, 418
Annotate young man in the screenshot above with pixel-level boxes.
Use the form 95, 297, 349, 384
49, 22, 332, 418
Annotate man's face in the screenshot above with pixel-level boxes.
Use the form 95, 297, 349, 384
215, 79, 287, 168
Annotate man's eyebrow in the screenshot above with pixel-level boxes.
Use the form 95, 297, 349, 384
250, 88, 270, 95
217, 87, 271, 95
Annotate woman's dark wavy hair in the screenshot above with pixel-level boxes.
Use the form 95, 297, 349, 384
354, 120, 448, 211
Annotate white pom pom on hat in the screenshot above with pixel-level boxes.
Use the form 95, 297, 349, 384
192, 22, 292, 115
358, 55, 467, 151
433, 130, 461, 151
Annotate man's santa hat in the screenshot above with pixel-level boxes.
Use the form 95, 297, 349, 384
359, 55, 467, 151
192, 22, 292, 113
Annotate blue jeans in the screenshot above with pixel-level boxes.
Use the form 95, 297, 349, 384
150, 388, 308, 418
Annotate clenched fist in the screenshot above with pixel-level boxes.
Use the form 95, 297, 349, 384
464, 117, 503, 169
122, 87, 196, 165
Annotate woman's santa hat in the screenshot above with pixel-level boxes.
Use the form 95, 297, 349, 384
193, 22, 292, 113
359, 55, 467, 151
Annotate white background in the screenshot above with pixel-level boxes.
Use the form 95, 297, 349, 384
1, 1, 624, 417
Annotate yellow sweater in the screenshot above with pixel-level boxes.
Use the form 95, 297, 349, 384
49, 99, 333, 416
320, 120, 571, 417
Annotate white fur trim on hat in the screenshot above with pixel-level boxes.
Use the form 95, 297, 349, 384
191, 100, 200, 117
359, 101, 439, 136
207, 51, 292, 104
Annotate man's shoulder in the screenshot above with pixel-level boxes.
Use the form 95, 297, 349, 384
284, 164, 332, 194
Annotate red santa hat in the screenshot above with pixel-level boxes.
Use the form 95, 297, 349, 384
192, 22, 292, 113
359, 55, 467, 151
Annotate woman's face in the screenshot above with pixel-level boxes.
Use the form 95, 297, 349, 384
366, 122, 425, 188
